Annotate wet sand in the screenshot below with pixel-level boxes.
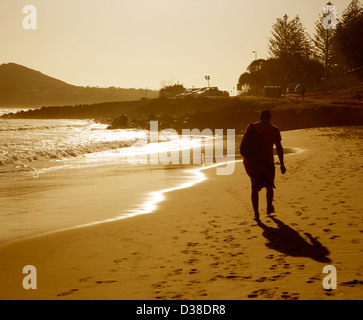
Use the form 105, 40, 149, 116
0, 126, 362, 300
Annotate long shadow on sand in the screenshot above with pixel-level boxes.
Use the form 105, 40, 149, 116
256, 216, 331, 263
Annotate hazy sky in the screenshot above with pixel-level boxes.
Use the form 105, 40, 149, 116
0, 0, 352, 92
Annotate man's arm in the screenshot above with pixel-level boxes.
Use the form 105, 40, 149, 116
275, 140, 286, 174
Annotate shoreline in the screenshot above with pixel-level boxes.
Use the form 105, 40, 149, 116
0, 159, 207, 245
0, 126, 362, 300
0, 162, 211, 246
0, 120, 238, 244
0, 146, 299, 245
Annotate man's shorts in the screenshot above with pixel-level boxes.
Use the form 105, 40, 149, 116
243, 159, 275, 191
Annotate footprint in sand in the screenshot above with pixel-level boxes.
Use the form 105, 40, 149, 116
113, 258, 126, 264
281, 292, 300, 300
223, 236, 235, 243
189, 269, 199, 275
95, 280, 117, 284
57, 289, 78, 297
306, 276, 320, 284
340, 279, 363, 287
325, 289, 335, 297
330, 235, 340, 239
184, 258, 199, 265
225, 273, 240, 279
167, 269, 183, 277
247, 292, 259, 298
187, 242, 199, 247
248, 288, 280, 299
186, 280, 201, 286
255, 277, 267, 283
152, 281, 167, 292
173, 269, 183, 275
271, 275, 282, 281
209, 275, 224, 282
79, 277, 94, 283
209, 262, 219, 267
197, 290, 208, 297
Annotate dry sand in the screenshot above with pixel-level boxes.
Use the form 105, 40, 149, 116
0, 126, 362, 300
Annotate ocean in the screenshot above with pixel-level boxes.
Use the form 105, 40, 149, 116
0, 108, 231, 244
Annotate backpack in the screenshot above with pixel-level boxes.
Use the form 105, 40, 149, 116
240, 123, 263, 161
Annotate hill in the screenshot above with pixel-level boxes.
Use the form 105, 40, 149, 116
0, 63, 158, 107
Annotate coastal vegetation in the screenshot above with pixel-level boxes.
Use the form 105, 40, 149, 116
238, 1, 363, 95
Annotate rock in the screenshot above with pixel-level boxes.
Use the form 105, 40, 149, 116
107, 115, 128, 129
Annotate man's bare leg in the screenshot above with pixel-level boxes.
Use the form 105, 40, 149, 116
266, 186, 275, 214
252, 188, 259, 220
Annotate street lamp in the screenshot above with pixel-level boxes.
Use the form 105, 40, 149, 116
252, 50, 257, 60
205, 75, 210, 88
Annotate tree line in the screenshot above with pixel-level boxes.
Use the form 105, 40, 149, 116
238, 0, 363, 95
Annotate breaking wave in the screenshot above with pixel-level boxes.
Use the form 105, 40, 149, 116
0, 118, 143, 168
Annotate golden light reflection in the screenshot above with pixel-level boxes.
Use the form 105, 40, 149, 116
30, 148, 303, 239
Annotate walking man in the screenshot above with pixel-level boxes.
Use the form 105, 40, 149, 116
301, 86, 306, 102
241, 110, 286, 220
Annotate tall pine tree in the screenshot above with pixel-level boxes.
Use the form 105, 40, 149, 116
335, 0, 363, 79
313, 2, 340, 88
268, 14, 313, 90
269, 14, 312, 62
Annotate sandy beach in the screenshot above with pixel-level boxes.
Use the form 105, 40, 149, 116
0, 126, 362, 300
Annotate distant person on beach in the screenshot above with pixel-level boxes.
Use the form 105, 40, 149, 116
301, 86, 306, 102
240, 110, 286, 220
354, 91, 361, 104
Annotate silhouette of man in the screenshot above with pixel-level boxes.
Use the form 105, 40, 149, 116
354, 91, 361, 104
301, 86, 306, 102
243, 110, 286, 220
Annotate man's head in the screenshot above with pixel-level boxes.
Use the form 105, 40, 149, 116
260, 109, 272, 122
